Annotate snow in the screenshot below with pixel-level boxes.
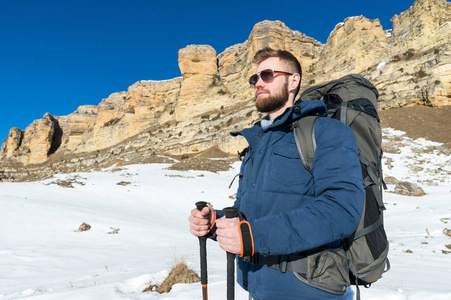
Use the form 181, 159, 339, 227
1, 128, 451, 300
138, 78, 182, 84
329, 22, 344, 38
377, 59, 388, 71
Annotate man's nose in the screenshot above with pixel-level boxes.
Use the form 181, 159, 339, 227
255, 76, 265, 88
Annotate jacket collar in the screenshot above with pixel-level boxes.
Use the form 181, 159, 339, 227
231, 99, 327, 140
271, 99, 327, 128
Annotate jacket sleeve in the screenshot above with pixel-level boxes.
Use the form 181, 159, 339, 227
251, 118, 364, 255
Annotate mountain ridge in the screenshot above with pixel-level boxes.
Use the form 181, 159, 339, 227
1, 0, 449, 181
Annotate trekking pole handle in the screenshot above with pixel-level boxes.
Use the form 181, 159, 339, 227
195, 201, 211, 241
223, 207, 239, 219
196, 201, 208, 212
223, 207, 239, 300
195, 201, 209, 300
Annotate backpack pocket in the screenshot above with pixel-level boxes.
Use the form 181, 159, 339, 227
294, 248, 350, 295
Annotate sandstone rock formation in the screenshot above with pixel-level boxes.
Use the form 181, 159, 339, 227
0, 0, 449, 181
310, 0, 450, 110
62, 105, 97, 152
312, 16, 389, 84
12, 113, 59, 165
4, 127, 22, 158
367, 0, 451, 108
176, 45, 228, 121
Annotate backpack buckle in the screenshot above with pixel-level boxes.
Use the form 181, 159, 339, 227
250, 254, 258, 264
279, 255, 288, 273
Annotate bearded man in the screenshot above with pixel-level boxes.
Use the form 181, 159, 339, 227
189, 48, 364, 300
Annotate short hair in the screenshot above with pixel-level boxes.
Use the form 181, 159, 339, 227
252, 47, 302, 95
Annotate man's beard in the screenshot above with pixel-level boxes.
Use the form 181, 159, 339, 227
255, 81, 289, 113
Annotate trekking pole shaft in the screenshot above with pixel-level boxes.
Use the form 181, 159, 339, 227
223, 207, 239, 300
199, 236, 208, 295
226, 251, 235, 300
195, 201, 209, 300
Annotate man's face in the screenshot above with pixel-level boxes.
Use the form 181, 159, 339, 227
253, 57, 290, 113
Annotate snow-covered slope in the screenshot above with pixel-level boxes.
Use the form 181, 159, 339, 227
1, 128, 450, 300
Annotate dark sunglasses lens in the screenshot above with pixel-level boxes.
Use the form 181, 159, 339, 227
249, 74, 259, 85
260, 70, 274, 82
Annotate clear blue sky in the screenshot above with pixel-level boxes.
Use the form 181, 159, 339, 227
0, 0, 415, 141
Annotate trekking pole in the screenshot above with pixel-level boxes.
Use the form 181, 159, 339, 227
223, 207, 239, 300
195, 201, 209, 300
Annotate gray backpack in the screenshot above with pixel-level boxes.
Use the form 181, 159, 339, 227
293, 74, 390, 297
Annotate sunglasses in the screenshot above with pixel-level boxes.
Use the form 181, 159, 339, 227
249, 69, 293, 86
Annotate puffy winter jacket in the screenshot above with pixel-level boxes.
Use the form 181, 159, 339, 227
230, 100, 364, 300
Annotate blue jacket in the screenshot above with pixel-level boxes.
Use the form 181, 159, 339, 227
230, 100, 364, 300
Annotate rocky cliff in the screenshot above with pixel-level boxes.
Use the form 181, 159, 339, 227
1, 0, 450, 181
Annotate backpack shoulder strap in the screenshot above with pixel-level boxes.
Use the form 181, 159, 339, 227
292, 115, 319, 174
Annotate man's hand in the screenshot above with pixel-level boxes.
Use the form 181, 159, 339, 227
189, 206, 214, 237
216, 217, 241, 254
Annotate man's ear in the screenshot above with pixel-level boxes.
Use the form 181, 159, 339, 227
289, 73, 301, 93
